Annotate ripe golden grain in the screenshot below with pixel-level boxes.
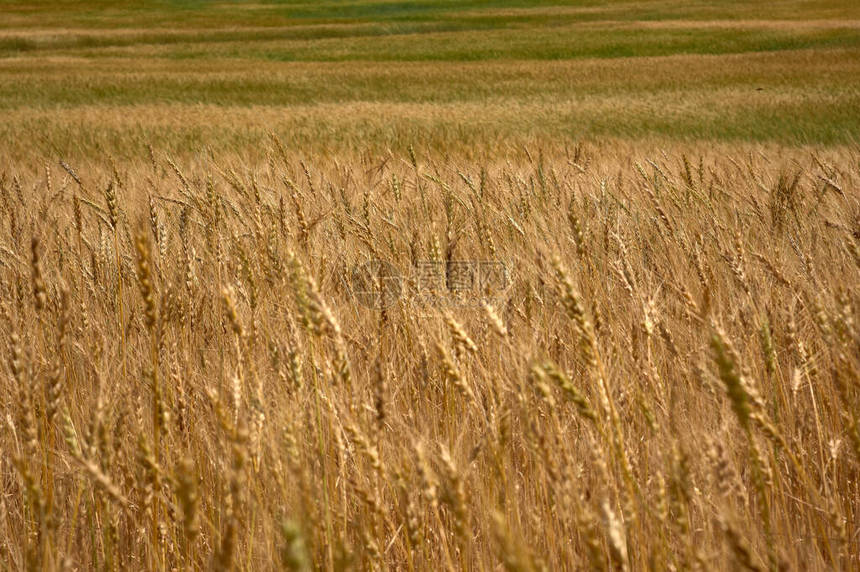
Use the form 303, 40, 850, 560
0, 144, 857, 570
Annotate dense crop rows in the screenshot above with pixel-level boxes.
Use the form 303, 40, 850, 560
1, 143, 857, 569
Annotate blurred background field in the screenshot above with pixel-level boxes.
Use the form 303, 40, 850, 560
1, 0, 858, 160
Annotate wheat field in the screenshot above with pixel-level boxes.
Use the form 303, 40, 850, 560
1, 1, 859, 571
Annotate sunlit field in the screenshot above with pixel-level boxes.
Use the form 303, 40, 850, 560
1, 1, 858, 570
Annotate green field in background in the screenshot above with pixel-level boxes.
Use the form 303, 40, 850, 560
1, 0, 858, 158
